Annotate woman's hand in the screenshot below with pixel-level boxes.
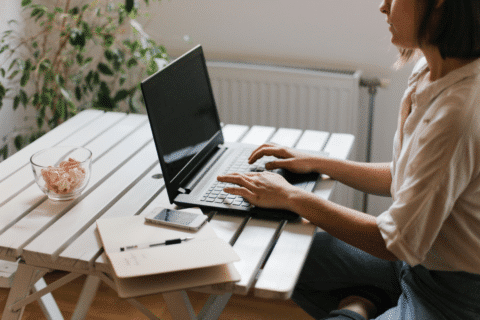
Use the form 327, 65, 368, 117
248, 143, 319, 174
217, 171, 304, 210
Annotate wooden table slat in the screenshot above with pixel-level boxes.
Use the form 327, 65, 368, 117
268, 128, 303, 147
324, 133, 355, 159
239, 126, 276, 145
0, 110, 104, 182
295, 130, 330, 151
208, 214, 246, 245
221, 124, 249, 143
74, 114, 147, 163
254, 220, 316, 299
229, 218, 281, 295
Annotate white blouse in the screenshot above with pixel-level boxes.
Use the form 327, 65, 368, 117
376, 57, 480, 274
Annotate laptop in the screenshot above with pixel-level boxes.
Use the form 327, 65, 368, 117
141, 45, 322, 221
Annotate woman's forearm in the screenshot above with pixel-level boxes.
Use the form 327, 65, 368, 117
312, 158, 392, 197
287, 189, 397, 261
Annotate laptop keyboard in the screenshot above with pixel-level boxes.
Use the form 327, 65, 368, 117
200, 150, 278, 207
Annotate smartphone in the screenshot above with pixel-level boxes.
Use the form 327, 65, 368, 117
144, 208, 208, 231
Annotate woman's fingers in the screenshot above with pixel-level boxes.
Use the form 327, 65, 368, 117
217, 172, 256, 189
217, 171, 297, 210
250, 143, 276, 156
222, 186, 255, 200
249, 146, 290, 164
217, 173, 257, 202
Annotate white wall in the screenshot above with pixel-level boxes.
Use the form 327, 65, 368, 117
0, 0, 36, 160
139, 0, 414, 215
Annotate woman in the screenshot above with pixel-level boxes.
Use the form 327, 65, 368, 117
217, 0, 480, 319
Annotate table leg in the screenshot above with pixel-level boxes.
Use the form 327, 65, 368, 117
2, 262, 43, 320
197, 292, 232, 320
126, 298, 162, 319
71, 275, 101, 320
32, 277, 64, 320
163, 290, 196, 320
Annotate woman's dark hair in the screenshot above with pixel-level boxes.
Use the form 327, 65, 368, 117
397, 0, 480, 67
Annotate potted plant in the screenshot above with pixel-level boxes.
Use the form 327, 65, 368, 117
0, 0, 169, 155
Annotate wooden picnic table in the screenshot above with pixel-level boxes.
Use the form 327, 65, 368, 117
0, 110, 354, 319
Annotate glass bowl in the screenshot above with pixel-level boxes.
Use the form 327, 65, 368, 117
30, 146, 92, 201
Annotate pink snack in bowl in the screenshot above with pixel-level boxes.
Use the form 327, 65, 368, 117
41, 158, 86, 195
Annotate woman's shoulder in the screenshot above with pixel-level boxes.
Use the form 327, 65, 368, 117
433, 76, 480, 137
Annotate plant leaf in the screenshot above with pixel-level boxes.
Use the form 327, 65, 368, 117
13, 95, 20, 110
75, 86, 82, 101
76, 53, 83, 65
125, 0, 134, 13
0, 83, 5, 97
126, 57, 137, 68
58, 98, 66, 120
19, 89, 28, 107
14, 135, 24, 150
32, 93, 40, 106
20, 71, 30, 87
21, 0, 32, 7
8, 58, 18, 71
8, 70, 19, 80
113, 89, 129, 102
103, 34, 114, 47
0, 44, 9, 54
55, 74, 65, 87
98, 62, 114, 76
0, 144, 8, 160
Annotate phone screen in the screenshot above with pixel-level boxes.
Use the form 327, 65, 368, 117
152, 209, 199, 225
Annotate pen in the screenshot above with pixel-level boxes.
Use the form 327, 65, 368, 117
120, 237, 194, 252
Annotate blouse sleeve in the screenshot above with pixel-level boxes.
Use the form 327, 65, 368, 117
376, 96, 477, 265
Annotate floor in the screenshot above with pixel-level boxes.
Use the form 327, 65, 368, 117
0, 271, 314, 319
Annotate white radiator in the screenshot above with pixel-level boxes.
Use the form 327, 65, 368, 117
206, 61, 364, 210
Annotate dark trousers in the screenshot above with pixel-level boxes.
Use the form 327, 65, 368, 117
291, 232, 480, 320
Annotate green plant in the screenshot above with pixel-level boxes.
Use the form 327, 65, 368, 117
0, 0, 168, 149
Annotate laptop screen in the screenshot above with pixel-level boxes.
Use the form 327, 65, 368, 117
141, 46, 222, 190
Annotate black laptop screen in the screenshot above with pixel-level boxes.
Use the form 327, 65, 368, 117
142, 46, 222, 186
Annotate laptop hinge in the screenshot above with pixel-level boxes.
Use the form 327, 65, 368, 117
178, 187, 189, 194
180, 146, 228, 194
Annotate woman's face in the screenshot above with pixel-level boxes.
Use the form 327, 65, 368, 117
379, 0, 422, 49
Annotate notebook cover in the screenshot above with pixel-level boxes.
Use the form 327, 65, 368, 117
96, 215, 240, 278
